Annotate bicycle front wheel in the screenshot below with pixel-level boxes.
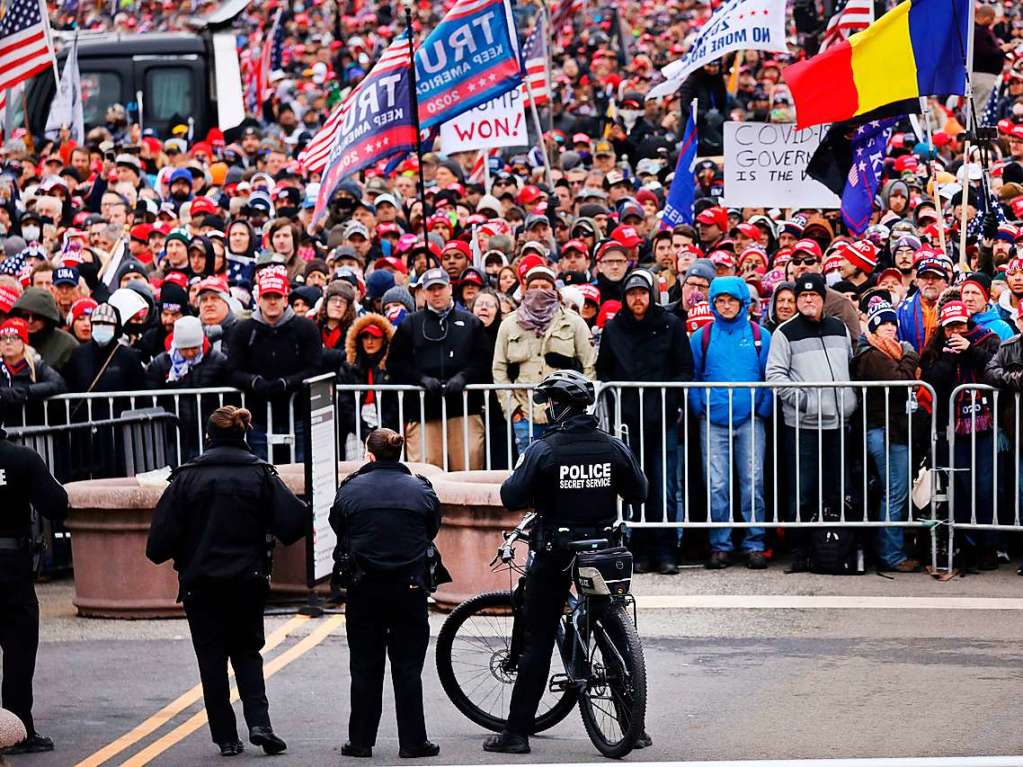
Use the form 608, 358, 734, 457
577, 602, 647, 758
435, 590, 578, 734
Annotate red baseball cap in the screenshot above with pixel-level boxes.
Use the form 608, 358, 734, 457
162, 271, 190, 290
516, 254, 546, 283
373, 256, 409, 275
695, 206, 728, 231
792, 238, 823, 260
709, 250, 735, 270
611, 225, 643, 249
939, 300, 969, 326
578, 284, 601, 304
359, 323, 384, 338
735, 222, 760, 240
189, 196, 218, 216
561, 238, 589, 256
257, 270, 290, 297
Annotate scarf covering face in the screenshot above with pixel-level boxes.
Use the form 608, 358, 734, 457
517, 289, 560, 334
167, 347, 204, 382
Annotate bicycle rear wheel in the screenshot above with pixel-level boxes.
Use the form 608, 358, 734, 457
577, 601, 647, 758
435, 590, 578, 734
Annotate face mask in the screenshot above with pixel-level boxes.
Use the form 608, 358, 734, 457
825, 271, 841, 287
385, 305, 407, 325
92, 325, 115, 346
21, 225, 40, 242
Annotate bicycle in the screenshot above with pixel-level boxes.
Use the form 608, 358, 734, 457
436, 513, 647, 758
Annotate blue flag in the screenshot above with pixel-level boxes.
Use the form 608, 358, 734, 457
415, 0, 523, 131
842, 118, 899, 236
661, 103, 699, 229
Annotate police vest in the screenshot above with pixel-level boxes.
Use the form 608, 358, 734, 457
540, 428, 619, 527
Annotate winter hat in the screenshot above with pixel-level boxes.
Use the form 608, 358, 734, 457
939, 300, 970, 326
366, 269, 396, 300
844, 240, 878, 275
867, 300, 898, 333
685, 258, 716, 284
596, 300, 621, 329
0, 317, 28, 345
69, 298, 98, 324
686, 301, 714, 334
90, 303, 120, 328
795, 273, 827, 299
325, 279, 357, 305
171, 316, 205, 349
961, 272, 992, 300
159, 282, 189, 312
380, 285, 414, 314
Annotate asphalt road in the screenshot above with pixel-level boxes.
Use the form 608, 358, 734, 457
12, 568, 1023, 766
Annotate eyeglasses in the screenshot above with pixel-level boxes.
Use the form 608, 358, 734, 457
602, 258, 628, 266
791, 257, 820, 266
684, 280, 710, 290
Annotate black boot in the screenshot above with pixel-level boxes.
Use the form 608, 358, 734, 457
249, 726, 287, 755
341, 742, 373, 758
1, 734, 54, 754
399, 741, 440, 758
482, 732, 530, 754
218, 740, 244, 757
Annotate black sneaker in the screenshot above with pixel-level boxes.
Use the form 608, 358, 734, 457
705, 551, 731, 569
341, 742, 372, 758
218, 740, 244, 757
785, 556, 811, 574
399, 741, 440, 758
482, 732, 530, 754
249, 726, 287, 755
746, 552, 769, 570
2, 734, 55, 754
634, 731, 653, 749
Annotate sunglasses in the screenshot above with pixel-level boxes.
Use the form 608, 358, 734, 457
791, 257, 820, 266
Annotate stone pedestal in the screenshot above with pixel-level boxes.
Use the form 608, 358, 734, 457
431, 470, 526, 610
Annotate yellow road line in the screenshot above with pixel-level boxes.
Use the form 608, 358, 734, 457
118, 614, 345, 767
74, 614, 310, 767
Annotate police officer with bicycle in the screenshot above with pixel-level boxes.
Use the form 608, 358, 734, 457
0, 405, 68, 755
482, 370, 648, 755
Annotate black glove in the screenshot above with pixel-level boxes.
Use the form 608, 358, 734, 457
250, 375, 274, 396
269, 378, 288, 395
420, 376, 443, 395
983, 211, 999, 240
444, 373, 467, 395
544, 352, 582, 372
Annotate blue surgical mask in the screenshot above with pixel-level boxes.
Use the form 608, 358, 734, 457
92, 325, 115, 346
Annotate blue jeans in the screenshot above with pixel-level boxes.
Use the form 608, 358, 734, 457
866, 428, 910, 568
512, 419, 546, 456
699, 419, 766, 553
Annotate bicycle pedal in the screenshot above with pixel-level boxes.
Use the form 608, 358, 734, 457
548, 674, 573, 693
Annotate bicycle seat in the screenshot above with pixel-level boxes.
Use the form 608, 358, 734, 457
567, 538, 611, 552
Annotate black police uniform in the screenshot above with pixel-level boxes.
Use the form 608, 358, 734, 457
146, 436, 307, 750
500, 412, 647, 736
329, 460, 441, 753
0, 426, 68, 742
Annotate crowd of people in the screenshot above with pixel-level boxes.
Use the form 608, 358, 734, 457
2, 1, 1023, 572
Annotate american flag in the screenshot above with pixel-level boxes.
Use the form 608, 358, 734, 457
0, 0, 56, 93
520, 17, 549, 107
256, 8, 284, 104
300, 36, 410, 175
820, 0, 874, 51
550, 0, 582, 31
980, 77, 1003, 127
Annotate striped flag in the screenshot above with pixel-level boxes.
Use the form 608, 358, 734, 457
520, 17, 549, 107
255, 8, 283, 104
299, 97, 345, 174
0, 0, 56, 93
550, 0, 582, 31
820, 0, 874, 51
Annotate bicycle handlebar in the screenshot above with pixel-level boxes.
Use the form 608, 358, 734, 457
489, 512, 537, 567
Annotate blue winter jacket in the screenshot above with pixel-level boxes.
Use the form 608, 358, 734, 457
972, 306, 1015, 342
689, 277, 773, 426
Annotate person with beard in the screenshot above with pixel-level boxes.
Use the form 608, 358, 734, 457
228, 269, 322, 462
597, 269, 693, 574
167, 168, 194, 211
890, 236, 921, 295
137, 281, 190, 361
337, 313, 398, 459
592, 239, 630, 303
492, 265, 595, 455
10, 289, 77, 373
226, 219, 258, 287
897, 256, 950, 353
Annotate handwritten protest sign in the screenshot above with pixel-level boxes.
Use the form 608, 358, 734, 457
722, 122, 840, 209
440, 88, 527, 151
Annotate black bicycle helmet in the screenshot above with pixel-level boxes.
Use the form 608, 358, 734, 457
532, 370, 595, 407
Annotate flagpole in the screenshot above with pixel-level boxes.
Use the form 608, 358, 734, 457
525, 78, 554, 190
482, 149, 491, 191
920, 96, 947, 255
403, 0, 430, 247
38, 0, 61, 90
955, 0, 974, 268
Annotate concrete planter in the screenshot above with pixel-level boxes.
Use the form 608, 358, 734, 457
431, 470, 526, 610
64, 461, 443, 617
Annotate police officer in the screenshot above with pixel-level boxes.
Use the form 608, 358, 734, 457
330, 428, 441, 759
0, 404, 68, 755
146, 405, 307, 758
482, 370, 648, 755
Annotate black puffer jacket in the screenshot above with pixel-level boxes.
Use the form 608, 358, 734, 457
146, 439, 307, 597
0, 352, 67, 425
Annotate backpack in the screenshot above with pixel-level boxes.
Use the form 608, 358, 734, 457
698, 321, 762, 378
809, 509, 864, 575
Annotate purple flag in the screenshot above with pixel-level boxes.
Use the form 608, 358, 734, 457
842, 118, 898, 236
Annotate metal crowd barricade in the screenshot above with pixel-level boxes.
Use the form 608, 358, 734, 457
945, 384, 1023, 571
5, 387, 303, 479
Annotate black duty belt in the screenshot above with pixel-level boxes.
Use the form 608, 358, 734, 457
0, 537, 29, 551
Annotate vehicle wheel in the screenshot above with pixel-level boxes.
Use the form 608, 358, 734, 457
436, 590, 577, 734
577, 602, 647, 758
